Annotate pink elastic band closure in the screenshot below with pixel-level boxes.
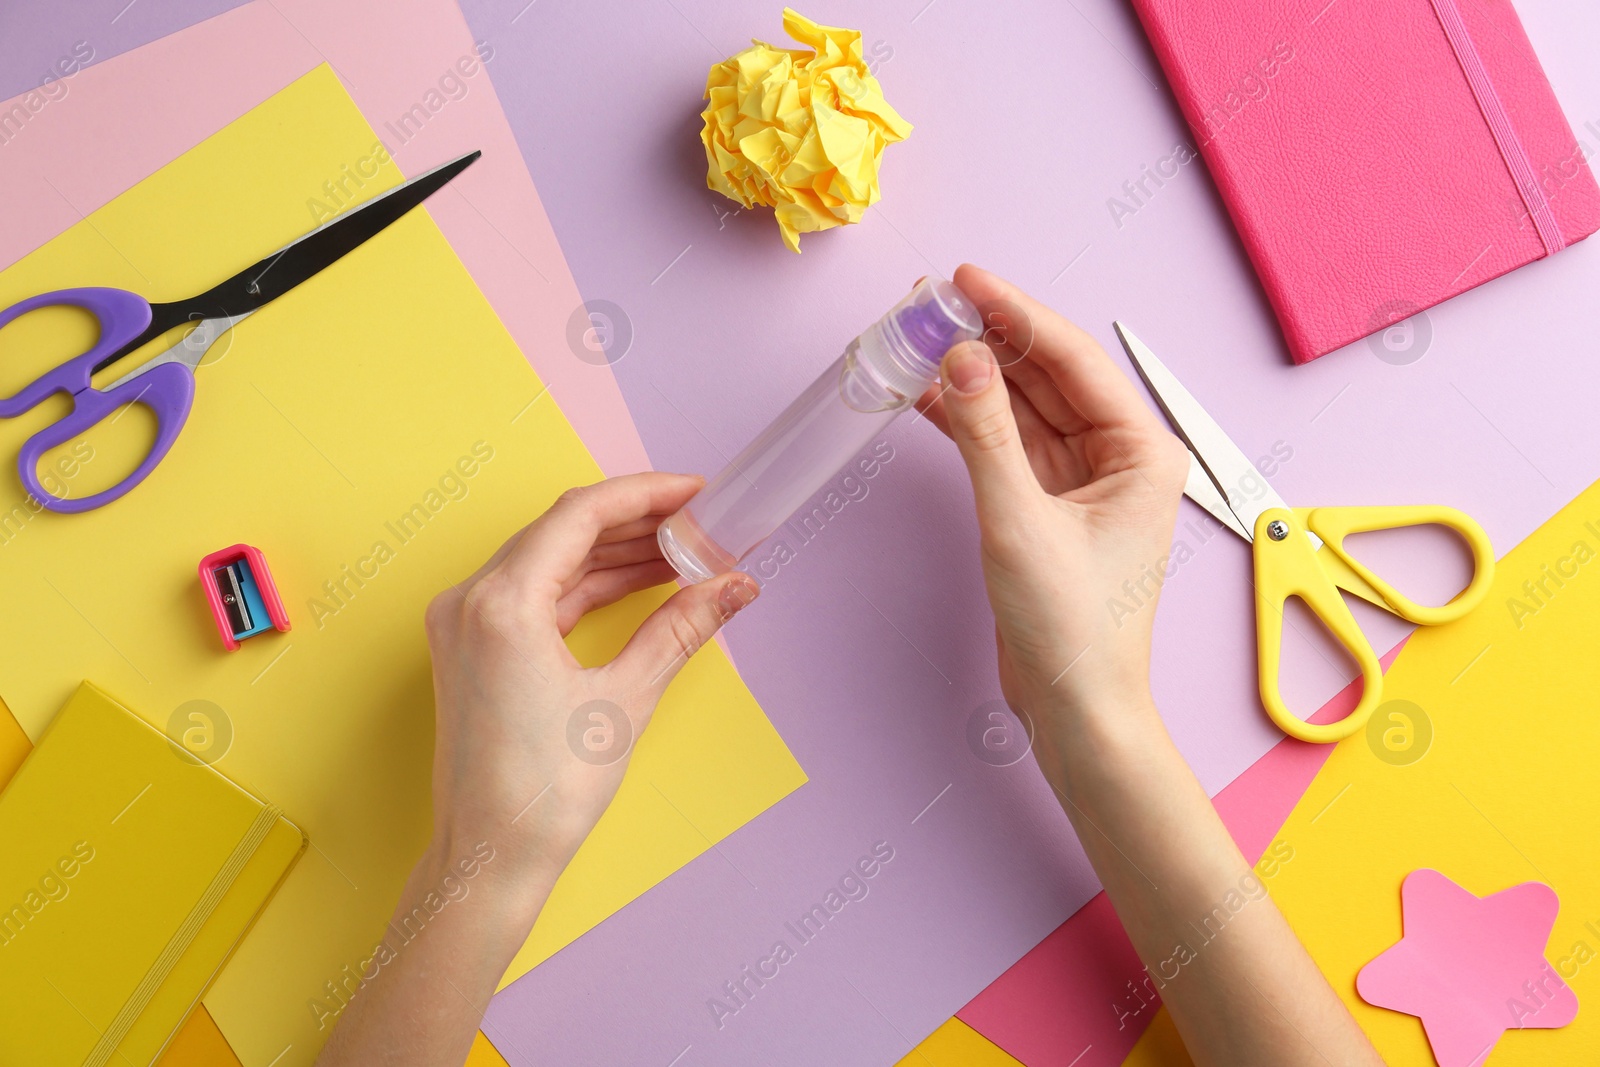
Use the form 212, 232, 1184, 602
1429, 0, 1565, 255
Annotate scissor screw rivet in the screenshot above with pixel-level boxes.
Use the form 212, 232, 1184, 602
1266, 519, 1290, 541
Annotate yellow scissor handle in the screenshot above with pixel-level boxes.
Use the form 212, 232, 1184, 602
1298, 505, 1496, 625
1251, 505, 1496, 743
1252, 507, 1387, 744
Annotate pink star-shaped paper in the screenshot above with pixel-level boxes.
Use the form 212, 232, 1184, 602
1357, 869, 1578, 1066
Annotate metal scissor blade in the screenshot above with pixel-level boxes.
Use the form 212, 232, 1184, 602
1185, 453, 1252, 541
101, 311, 254, 389
1113, 321, 1294, 540
98, 150, 482, 374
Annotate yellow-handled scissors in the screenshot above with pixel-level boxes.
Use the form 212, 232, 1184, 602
1114, 324, 1496, 744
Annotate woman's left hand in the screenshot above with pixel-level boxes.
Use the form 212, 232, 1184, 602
316, 472, 757, 1066
422, 471, 759, 905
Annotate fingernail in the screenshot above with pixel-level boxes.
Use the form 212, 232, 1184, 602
947, 342, 994, 394
718, 574, 759, 617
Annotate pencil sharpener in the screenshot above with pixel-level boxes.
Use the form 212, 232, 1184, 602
199, 544, 291, 651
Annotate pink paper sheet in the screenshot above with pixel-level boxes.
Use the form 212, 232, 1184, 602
0, 0, 648, 479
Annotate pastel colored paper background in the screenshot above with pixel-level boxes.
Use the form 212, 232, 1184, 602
0, 66, 802, 1067
0, 0, 247, 101
1258, 475, 1600, 1064
3, 1, 1599, 1065
459, 0, 1600, 1061
0, 0, 651, 480
0, 0, 800, 985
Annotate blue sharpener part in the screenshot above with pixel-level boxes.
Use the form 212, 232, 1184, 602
232, 559, 275, 640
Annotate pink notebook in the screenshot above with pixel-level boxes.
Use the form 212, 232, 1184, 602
1130, 0, 1600, 363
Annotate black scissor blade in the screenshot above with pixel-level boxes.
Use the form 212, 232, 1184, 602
89, 151, 482, 376
181, 150, 479, 320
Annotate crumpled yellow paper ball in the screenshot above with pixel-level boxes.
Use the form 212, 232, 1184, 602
701, 8, 912, 252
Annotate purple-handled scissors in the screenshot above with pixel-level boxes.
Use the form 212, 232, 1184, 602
0, 150, 480, 514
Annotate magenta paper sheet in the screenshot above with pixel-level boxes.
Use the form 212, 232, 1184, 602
458, 0, 1600, 1063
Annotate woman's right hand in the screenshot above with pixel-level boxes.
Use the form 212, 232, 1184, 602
922, 266, 1385, 1067
916, 265, 1190, 758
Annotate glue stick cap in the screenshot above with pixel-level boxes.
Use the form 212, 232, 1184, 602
862, 276, 984, 398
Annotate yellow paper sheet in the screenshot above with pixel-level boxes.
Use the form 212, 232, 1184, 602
156, 1006, 245, 1067
1261, 477, 1600, 1064
1120, 1008, 1193, 1066
0, 693, 27, 784
0, 66, 804, 1066
466, 1030, 511, 1067
896, 1018, 1027, 1066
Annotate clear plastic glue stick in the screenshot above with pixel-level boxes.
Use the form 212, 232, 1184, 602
658, 277, 983, 582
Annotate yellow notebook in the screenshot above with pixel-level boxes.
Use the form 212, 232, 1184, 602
0, 682, 305, 1066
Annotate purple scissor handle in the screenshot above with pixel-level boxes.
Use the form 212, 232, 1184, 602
0, 148, 481, 514
0, 287, 200, 514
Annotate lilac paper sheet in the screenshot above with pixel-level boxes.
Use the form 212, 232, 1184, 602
476, 0, 1598, 1062
0, 0, 249, 105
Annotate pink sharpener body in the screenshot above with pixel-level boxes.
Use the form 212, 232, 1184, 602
199, 543, 291, 651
